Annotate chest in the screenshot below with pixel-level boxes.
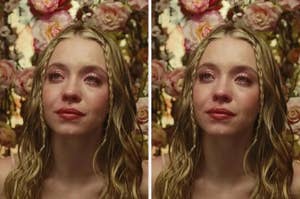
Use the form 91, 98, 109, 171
191, 179, 253, 199
41, 179, 104, 199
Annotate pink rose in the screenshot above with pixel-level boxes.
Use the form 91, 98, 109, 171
152, 59, 167, 89
128, 0, 148, 11
243, 2, 282, 31
94, 2, 131, 31
0, 122, 16, 148
32, 10, 72, 52
287, 97, 300, 135
0, 59, 16, 90
279, 0, 300, 11
183, 11, 224, 51
180, 0, 219, 15
28, 0, 70, 15
136, 97, 148, 133
14, 67, 35, 97
164, 68, 185, 97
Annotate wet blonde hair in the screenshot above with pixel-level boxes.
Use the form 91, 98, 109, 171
4, 22, 143, 199
155, 22, 293, 199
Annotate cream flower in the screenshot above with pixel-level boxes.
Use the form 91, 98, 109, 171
136, 97, 148, 133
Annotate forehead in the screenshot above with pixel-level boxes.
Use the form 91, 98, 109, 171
48, 35, 107, 71
199, 36, 257, 70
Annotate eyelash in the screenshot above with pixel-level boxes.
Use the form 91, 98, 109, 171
46, 71, 103, 87
197, 71, 253, 86
47, 71, 64, 83
198, 71, 214, 82
235, 74, 252, 86
84, 74, 102, 86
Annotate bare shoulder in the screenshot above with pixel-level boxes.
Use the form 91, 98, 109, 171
292, 160, 300, 196
0, 156, 14, 196
152, 154, 169, 185
141, 160, 148, 198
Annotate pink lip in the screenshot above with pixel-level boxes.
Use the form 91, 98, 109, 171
55, 108, 86, 120
206, 108, 236, 120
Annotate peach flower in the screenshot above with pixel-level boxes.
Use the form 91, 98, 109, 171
0, 59, 16, 90
136, 97, 148, 133
164, 67, 185, 97
32, 10, 72, 52
287, 97, 300, 135
243, 2, 282, 31
14, 67, 35, 97
183, 11, 224, 51
128, 0, 148, 11
152, 59, 167, 89
0, 122, 16, 148
94, 2, 131, 31
279, 0, 300, 11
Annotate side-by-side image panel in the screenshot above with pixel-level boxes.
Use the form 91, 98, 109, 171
152, 1, 300, 198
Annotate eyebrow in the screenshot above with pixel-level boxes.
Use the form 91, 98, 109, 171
47, 62, 108, 78
197, 62, 257, 74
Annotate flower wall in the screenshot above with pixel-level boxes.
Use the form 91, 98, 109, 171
0, 0, 148, 158
152, 0, 300, 157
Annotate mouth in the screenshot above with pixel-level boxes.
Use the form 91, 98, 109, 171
55, 108, 86, 120
206, 108, 236, 120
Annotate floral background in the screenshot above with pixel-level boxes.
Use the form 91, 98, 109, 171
0, 0, 148, 158
152, 0, 300, 157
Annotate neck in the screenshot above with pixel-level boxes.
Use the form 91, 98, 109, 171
49, 132, 103, 184
199, 131, 254, 186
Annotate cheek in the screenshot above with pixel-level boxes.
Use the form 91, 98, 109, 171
88, 88, 109, 116
192, 84, 209, 108
239, 89, 260, 114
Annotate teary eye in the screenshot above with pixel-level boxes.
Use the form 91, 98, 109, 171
84, 74, 103, 87
198, 71, 215, 83
235, 74, 252, 86
47, 71, 64, 83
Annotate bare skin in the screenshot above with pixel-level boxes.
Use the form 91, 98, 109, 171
151, 156, 300, 199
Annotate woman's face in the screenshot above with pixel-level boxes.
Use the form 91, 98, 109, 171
42, 36, 109, 136
192, 36, 259, 136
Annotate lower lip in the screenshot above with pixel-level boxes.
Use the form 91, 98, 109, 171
57, 113, 84, 120
207, 113, 235, 120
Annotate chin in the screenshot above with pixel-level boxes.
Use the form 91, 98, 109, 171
50, 125, 88, 136
201, 125, 240, 136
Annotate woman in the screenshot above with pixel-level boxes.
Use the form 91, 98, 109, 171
0, 22, 145, 199
153, 22, 300, 198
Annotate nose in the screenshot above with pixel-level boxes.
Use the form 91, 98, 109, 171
62, 78, 81, 103
212, 79, 232, 103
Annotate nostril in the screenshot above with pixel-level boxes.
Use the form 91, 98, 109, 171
62, 92, 81, 103
213, 93, 232, 103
